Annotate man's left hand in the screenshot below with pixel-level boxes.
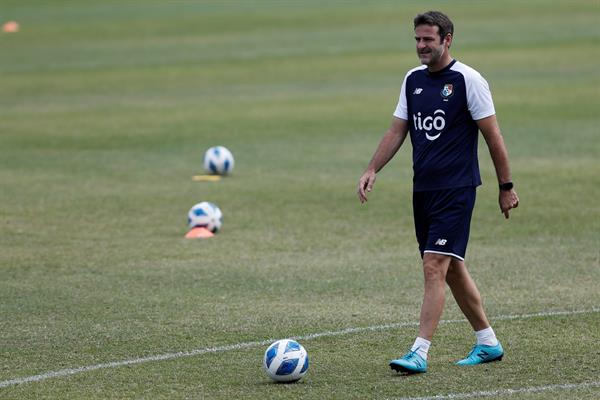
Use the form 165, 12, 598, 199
500, 189, 519, 219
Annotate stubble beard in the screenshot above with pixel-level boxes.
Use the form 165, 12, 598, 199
418, 45, 444, 67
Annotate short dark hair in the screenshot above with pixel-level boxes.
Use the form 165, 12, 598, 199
414, 11, 454, 42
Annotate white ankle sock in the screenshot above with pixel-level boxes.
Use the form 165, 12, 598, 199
475, 326, 499, 346
410, 337, 431, 359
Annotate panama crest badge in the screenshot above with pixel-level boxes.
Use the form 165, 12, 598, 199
441, 84, 453, 98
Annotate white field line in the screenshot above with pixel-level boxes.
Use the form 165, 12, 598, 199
1, 307, 599, 389
393, 381, 600, 400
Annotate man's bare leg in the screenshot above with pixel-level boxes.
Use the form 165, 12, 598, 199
446, 258, 503, 365
445, 258, 489, 331
418, 253, 452, 340
389, 252, 451, 373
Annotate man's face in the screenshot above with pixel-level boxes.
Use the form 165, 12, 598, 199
414, 24, 447, 66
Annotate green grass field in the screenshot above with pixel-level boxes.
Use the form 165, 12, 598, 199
1, 1, 599, 398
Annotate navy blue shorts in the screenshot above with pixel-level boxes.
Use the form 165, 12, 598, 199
413, 186, 476, 261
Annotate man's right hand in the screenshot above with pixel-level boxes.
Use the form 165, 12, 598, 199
357, 170, 376, 203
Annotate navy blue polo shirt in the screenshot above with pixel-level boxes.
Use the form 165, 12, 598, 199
394, 60, 496, 191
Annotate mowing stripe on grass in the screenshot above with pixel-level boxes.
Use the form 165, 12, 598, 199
393, 381, 600, 400
1, 307, 598, 388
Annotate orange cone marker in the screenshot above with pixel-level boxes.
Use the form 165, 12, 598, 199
2, 21, 20, 33
185, 227, 214, 239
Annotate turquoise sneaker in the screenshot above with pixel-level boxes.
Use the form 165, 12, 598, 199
389, 350, 428, 374
456, 343, 504, 366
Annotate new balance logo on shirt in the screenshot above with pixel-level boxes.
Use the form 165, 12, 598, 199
413, 88, 424, 95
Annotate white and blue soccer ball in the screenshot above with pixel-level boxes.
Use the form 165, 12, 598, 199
203, 146, 234, 175
263, 339, 309, 383
187, 202, 223, 233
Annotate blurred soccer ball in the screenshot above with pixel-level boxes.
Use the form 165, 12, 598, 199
263, 339, 309, 383
187, 202, 223, 233
203, 146, 234, 175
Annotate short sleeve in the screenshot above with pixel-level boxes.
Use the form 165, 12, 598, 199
393, 74, 409, 120
466, 72, 495, 121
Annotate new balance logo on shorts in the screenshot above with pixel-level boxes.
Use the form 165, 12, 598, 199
435, 238, 447, 246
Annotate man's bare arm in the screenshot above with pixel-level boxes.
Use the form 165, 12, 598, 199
357, 117, 409, 203
477, 115, 519, 218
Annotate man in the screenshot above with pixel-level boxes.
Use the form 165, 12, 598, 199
357, 11, 519, 374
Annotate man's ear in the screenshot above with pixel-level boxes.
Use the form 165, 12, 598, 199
445, 34, 453, 48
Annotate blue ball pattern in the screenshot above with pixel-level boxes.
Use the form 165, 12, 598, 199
193, 208, 207, 217
276, 358, 299, 375
265, 342, 279, 369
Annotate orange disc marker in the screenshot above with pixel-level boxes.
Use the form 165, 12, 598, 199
185, 227, 215, 239
2, 21, 20, 33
